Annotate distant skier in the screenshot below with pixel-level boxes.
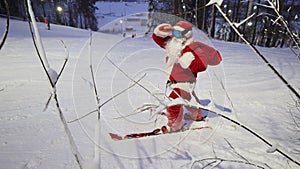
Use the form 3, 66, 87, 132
152, 21, 222, 132
44, 17, 50, 30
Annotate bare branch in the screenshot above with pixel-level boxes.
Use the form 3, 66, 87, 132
233, 13, 255, 28
113, 103, 159, 120
213, 1, 300, 101
88, 31, 101, 120
213, 72, 236, 114
191, 157, 266, 169
25, 0, 83, 168
104, 46, 167, 106
24, 0, 54, 87
190, 141, 267, 169
43, 93, 53, 112
257, 0, 300, 53
0, 0, 9, 50
67, 74, 146, 123
54, 40, 69, 85
150, 97, 300, 166
224, 138, 249, 162
288, 95, 300, 129
288, 110, 300, 129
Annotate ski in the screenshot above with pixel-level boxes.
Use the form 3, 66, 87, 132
109, 128, 161, 141
109, 125, 212, 141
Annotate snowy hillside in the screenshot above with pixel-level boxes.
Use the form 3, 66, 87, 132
0, 17, 300, 169
96, 1, 148, 28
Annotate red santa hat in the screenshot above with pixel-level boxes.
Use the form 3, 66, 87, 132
173, 21, 193, 39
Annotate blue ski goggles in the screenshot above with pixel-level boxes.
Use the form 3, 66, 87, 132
172, 28, 191, 38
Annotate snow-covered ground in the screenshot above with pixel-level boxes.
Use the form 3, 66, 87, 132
0, 17, 300, 169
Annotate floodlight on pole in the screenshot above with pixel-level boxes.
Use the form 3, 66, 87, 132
57, 6, 63, 12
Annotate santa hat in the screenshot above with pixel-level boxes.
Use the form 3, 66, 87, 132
173, 21, 193, 39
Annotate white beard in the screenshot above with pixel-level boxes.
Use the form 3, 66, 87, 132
165, 37, 185, 75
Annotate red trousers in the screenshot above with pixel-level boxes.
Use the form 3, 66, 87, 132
166, 88, 202, 131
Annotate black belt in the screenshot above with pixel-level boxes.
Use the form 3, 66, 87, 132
167, 80, 195, 85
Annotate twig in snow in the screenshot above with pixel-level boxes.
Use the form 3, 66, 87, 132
67, 109, 98, 124
213, 72, 237, 114
88, 30, 101, 120
0, 0, 9, 50
151, 97, 300, 166
103, 38, 167, 106
24, 0, 54, 87
190, 157, 266, 169
54, 40, 69, 85
288, 47, 300, 61
113, 103, 159, 120
224, 138, 249, 163
288, 110, 300, 130
188, 140, 268, 169
43, 93, 53, 112
288, 95, 300, 130
67, 74, 146, 123
25, 0, 83, 168
87, 30, 102, 165
81, 77, 94, 90
42, 41, 69, 112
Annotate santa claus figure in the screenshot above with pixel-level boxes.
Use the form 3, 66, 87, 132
152, 21, 222, 132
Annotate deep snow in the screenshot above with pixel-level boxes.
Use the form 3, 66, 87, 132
0, 16, 300, 169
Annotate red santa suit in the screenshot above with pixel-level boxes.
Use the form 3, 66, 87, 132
152, 21, 222, 132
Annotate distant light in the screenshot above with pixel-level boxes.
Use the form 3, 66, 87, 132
247, 22, 253, 27
228, 9, 232, 14
253, 5, 257, 10
57, 6, 63, 12
120, 20, 123, 24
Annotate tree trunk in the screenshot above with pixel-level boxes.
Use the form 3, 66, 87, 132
174, 0, 182, 18
251, 0, 260, 44
234, 0, 242, 42
209, 5, 216, 38
196, 0, 206, 31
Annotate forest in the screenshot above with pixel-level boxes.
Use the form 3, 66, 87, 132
0, 0, 99, 31
0, 0, 299, 47
149, 0, 300, 48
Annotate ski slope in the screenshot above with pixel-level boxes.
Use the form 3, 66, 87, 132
0, 18, 300, 169
96, 1, 148, 28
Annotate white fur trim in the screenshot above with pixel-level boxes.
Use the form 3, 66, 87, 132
178, 52, 195, 69
184, 30, 192, 38
173, 25, 185, 31
183, 38, 193, 47
170, 82, 195, 93
154, 23, 172, 38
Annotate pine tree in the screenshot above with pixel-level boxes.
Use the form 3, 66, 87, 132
76, 0, 98, 31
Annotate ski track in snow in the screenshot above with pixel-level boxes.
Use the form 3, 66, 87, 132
1, 17, 300, 169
